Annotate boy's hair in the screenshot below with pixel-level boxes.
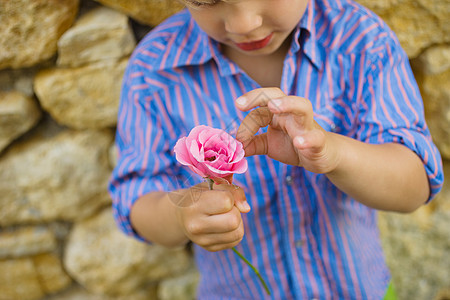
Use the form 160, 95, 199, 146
179, 0, 223, 8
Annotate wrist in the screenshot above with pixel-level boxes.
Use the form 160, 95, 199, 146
170, 189, 192, 245
130, 191, 190, 247
323, 132, 346, 176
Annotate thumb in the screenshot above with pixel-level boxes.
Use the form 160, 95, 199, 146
231, 186, 251, 213
235, 198, 251, 213
213, 181, 250, 213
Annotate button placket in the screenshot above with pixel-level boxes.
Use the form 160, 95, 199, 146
330, 123, 337, 132
285, 175, 293, 185
295, 240, 303, 248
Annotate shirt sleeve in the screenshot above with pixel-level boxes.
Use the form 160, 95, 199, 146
355, 39, 444, 201
108, 61, 193, 242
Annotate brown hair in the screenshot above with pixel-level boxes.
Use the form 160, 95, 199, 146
178, 0, 223, 8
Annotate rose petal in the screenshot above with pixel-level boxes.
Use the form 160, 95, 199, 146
231, 141, 245, 162
198, 128, 215, 145
189, 139, 204, 162
204, 134, 227, 151
174, 137, 194, 166
228, 139, 237, 159
199, 127, 227, 146
205, 148, 216, 159
231, 158, 248, 174
174, 125, 248, 181
204, 162, 234, 175
222, 132, 236, 146
207, 153, 228, 169
222, 174, 234, 184
189, 125, 209, 140
188, 165, 207, 178
190, 155, 213, 178
204, 149, 218, 161
217, 147, 227, 156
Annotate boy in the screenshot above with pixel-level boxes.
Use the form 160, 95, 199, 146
109, 0, 444, 298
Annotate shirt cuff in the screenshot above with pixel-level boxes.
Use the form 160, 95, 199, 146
365, 127, 444, 201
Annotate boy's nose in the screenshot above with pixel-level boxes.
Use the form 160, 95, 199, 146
224, 11, 263, 35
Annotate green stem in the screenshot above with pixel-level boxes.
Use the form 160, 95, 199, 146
206, 178, 271, 296
207, 178, 214, 190
231, 247, 271, 296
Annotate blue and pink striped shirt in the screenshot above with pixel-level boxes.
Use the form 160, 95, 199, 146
109, 0, 444, 298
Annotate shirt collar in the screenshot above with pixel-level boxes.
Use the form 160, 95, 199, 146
166, 3, 324, 73
167, 11, 239, 76
294, 0, 324, 70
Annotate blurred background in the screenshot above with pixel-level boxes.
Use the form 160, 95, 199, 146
0, 0, 448, 299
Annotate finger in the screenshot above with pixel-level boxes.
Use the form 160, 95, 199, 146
212, 176, 232, 185
208, 183, 250, 213
235, 87, 286, 111
236, 107, 272, 147
241, 132, 269, 157
203, 239, 243, 252
197, 223, 244, 246
229, 185, 250, 213
197, 225, 244, 251
192, 208, 243, 234
198, 190, 234, 215
268, 96, 314, 126
293, 128, 326, 151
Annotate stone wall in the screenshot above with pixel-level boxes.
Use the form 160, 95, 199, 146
0, 0, 448, 299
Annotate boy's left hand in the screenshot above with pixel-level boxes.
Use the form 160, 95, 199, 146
235, 87, 339, 174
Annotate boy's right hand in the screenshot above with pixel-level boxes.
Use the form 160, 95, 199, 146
175, 182, 250, 252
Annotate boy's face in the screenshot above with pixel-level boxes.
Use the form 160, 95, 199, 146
186, 0, 308, 56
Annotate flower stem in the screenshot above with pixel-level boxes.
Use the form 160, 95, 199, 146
231, 247, 271, 295
207, 178, 214, 190
206, 178, 271, 296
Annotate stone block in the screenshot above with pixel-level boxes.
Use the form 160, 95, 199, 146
0, 0, 79, 69
379, 161, 450, 299
0, 226, 57, 259
33, 253, 72, 294
0, 125, 113, 226
356, 0, 450, 58
0, 91, 41, 153
57, 6, 135, 67
34, 58, 127, 129
0, 258, 44, 300
411, 51, 450, 160
0, 253, 70, 300
65, 208, 192, 296
157, 264, 200, 300
414, 45, 450, 75
94, 0, 184, 26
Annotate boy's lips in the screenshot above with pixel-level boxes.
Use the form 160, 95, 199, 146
234, 33, 273, 51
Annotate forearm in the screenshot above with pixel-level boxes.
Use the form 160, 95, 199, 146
326, 133, 430, 212
130, 191, 189, 247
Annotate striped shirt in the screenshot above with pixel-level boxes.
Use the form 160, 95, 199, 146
108, 0, 444, 298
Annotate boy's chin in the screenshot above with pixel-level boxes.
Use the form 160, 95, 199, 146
224, 42, 281, 57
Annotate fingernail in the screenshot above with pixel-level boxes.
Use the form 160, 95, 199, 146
295, 136, 305, 145
271, 99, 282, 107
243, 201, 250, 211
236, 96, 247, 106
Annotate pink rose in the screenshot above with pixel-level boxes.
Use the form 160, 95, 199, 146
174, 125, 248, 184
173, 126, 270, 295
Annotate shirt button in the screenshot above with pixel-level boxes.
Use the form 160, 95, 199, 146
285, 176, 293, 185
330, 123, 337, 132
295, 240, 303, 248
